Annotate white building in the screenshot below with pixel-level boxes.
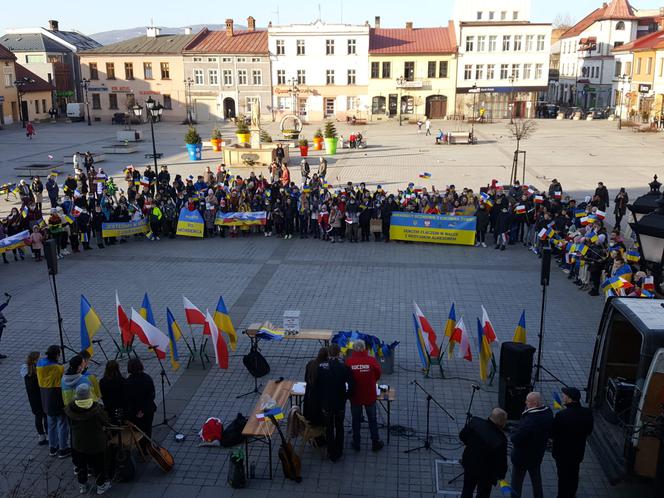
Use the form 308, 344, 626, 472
454, 0, 552, 120
268, 20, 370, 122
557, 0, 657, 109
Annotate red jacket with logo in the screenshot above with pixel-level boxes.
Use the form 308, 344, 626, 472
346, 350, 381, 405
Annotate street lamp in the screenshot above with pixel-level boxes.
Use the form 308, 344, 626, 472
287, 78, 299, 115
80, 78, 91, 126
470, 83, 478, 139
629, 177, 664, 291
508, 74, 516, 124
396, 76, 405, 126
616, 74, 631, 130
132, 97, 163, 173
183, 77, 193, 125
628, 176, 662, 223
14, 76, 35, 128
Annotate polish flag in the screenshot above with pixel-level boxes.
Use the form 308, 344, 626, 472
481, 305, 498, 343
413, 302, 441, 358
183, 295, 206, 326
116, 292, 132, 346
595, 210, 606, 220
130, 308, 170, 359
72, 205, 83, 217
456, 318, 472, 361
205, 310, 228, 369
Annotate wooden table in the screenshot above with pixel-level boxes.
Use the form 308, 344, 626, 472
245, 323, 333, 347
241, 379, 294, 480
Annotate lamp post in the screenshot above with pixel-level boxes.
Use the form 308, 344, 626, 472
132, 96, 163, 173
508, 74, 516, 124
396, 76, 404, 126
617, 74, 631, 130
80, 78, 91, 126
470, 83, 478, 139
629, 176, 664, 291
183, 77, 193, 125
14, 76, 35, 128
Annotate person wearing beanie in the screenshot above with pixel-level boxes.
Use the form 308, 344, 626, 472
61, 354, 101, 406
64, 383, 112, 495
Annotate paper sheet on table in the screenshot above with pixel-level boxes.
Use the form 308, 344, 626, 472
293, 382, 306, 395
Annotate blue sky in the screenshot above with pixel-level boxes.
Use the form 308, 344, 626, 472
2, 0, 663, 34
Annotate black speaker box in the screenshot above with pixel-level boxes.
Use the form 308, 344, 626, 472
44, 239, 58, 275
499, 342, 535, 419
541, 246, 551, 286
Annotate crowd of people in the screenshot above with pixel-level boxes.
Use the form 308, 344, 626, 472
23, 346, 156, 494
1, 156, 648, 301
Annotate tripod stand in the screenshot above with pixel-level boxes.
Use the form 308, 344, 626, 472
150, 347, 177, 432
405, 380, 455, 459
236, 333, 264, 399
533, 247, 568, 389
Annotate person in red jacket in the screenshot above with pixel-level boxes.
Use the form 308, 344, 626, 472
345, 340, 384, 452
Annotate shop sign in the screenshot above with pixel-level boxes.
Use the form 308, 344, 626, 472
88, 87, 107, 92
397, 80, 423, 89
639, 84, 652, 93
111, 86, 132, 93
56, 90, 75, 97
139, 90, 160, 95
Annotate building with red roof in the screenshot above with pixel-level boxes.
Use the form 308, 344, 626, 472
182, 18, 271, 122
556, 0, 658, 110
367, 18, 458, 121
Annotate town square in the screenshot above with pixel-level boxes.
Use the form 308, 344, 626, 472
2, 1, 664, 497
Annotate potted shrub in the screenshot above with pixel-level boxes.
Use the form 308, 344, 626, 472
323, 120, 338, 155
210, 127, 223, 152
235, 116, 250, 144
313, 128, 324, 150
298, 138, 309, 157
184, 126, 203, 161
260, 129, 273, 143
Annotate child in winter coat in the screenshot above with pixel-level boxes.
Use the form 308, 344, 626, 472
30, 225, 44, 261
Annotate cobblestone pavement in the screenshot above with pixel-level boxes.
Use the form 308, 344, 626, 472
0, 232, 655, 498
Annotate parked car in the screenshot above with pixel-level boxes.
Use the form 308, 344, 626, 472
565, 107, 586, 119
544, 104, 560, 119
588, 107, 609, 119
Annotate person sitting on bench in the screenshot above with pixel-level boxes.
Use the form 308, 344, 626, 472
435, 129, 444, 144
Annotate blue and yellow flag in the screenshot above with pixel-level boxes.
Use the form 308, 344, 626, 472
213, 296, 237, 351
80, 295, 102, 356
412, 313, 430, 370
552, 391, 563, 410
166, 307, 181, 370
614, 264, 633, 282
498, 480, 514, 496
139, 293, 156, 326
477, 317, 492, 381
257, 324, 284, 341
512, 310, 527, 344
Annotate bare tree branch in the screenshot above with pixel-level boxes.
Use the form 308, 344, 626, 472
507, 119, 537, 142
553, 13, 574, 29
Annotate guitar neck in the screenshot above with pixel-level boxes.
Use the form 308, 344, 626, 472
267, 415, 287, 444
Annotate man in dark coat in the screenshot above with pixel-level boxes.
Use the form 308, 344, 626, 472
595, 182, 609, 209
124, 358, 156, 450
510, 391, 554, 498
316, 344, 354, 462
459, 408, 508, 498
552, 387, 594, 498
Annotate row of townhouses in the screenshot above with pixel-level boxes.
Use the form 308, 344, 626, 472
3, 0, 663, 126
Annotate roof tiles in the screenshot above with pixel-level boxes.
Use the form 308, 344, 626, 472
81, 34, 197, 55
369, 24, 456, 55
15, 63, 53, 92
561, 0, 637, 39
184, 29, 268, 54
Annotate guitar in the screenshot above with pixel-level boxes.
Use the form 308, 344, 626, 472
267, 414, 302, 483
126, 421, 174, 472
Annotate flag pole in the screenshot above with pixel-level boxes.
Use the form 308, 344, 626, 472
98, 319, 122, 354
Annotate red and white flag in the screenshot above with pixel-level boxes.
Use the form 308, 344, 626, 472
481, 305, 498, 343
413, 302, 441, 358
72, 205, 83, 217
183, 295, 206, 326
456, 318, 472, 361
205, 310, 228, 369
595, 210, 606, 220
116, 292, 132, 346
130, 308, 170, 359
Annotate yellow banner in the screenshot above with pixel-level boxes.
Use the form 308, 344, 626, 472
389, 213, 476, 246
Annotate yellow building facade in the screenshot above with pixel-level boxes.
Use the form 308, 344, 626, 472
367, 24, 458, 122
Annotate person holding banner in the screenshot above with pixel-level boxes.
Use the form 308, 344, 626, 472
6, 208, 27, 261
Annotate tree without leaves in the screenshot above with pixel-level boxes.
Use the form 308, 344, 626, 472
507, 119, 537, 153
553, 13, 574, 29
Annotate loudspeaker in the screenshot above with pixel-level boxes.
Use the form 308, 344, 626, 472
540, 246, 551, 286
499, 342, 535, 419
44, 239, 58, 275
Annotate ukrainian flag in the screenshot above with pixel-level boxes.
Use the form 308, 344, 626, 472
444, 302, 457, 358
140, 293, 156, 326
614, 264, 633, 282
477, 318, 492, 381
552, 391, 563, 410
513, 310, 527, 344
498, 480, 514, 496
166, 307, 181, 371
257, 324, 284, 341
80, 295, 102, 356
213, 296, 237, 351
626, 250, 640, 263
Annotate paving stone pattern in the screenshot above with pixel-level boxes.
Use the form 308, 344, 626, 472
0, 233, 651, 497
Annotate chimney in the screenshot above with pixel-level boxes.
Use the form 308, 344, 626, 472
48, 20, 59, 32
405, 21, 413, 30
184, 27, 192, 35
146, 26, 161, 38
226, 18, 234, 37
268, 21, 273, 28
247, 16, 256, 32
375, 16, 381, 29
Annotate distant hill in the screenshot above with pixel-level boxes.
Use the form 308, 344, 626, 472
90, 24, 246, 45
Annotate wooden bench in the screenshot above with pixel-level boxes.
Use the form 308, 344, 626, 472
448, 131, 474, 144
102, 144, 138, 154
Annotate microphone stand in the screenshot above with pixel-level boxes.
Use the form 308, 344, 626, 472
404, 380, 455, 460
91, 339, 109, 361
149, 346, 176, 433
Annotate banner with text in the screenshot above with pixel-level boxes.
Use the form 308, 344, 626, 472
389, 213, 476, 246
0, 230, 30, 254
214, 211, 267, 227
102, 219, 149, 238
176, 208, 204, 238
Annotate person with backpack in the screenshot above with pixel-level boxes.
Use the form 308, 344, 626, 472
64, 384, 112, 495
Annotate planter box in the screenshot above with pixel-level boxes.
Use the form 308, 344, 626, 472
186, 143, 202, 161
